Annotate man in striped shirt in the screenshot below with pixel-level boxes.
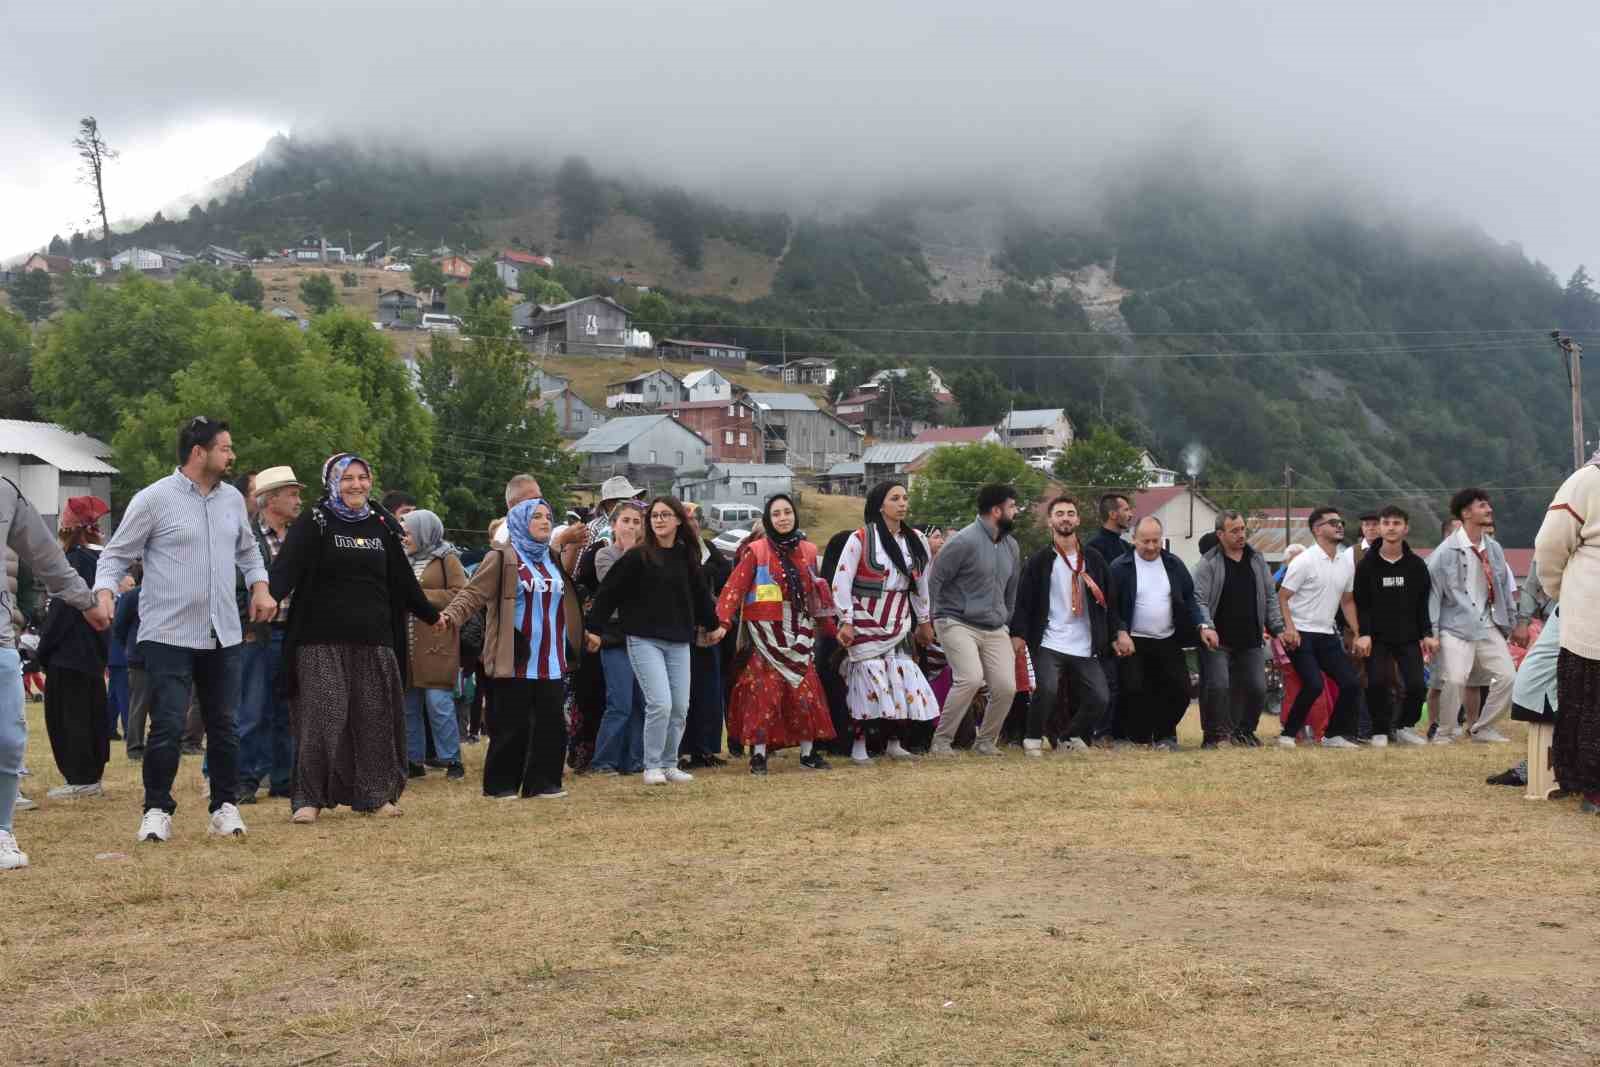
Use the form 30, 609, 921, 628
94, 417, 275, 845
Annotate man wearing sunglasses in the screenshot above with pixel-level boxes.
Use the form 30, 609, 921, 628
1277, 506, 1365, 748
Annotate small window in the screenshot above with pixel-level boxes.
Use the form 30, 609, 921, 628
743, 482, 758, 495
727, 404, 736, 417
649, 450, 658, 463
738, 432, 748, 446
676, 451, 684, 465
724, 431, 734, 444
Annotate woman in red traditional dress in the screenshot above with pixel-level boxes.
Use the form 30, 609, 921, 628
715, 494, 837, 775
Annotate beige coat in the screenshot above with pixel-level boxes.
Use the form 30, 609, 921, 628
407, 554, 468, 688
1536, 463, 1600, 659
441, 545, 583, 680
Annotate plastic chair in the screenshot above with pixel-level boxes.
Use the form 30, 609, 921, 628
1525, 722, 1559, 801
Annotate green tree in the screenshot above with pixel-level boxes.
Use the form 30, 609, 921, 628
68, 231, 88, 257
112, 300, 372, 489
33, 272, 220, 433
179, 261, 231, 294
894, 366, 939, 424
410, 258, 447, 296
230, 268, 264, 310
299, 272, 338, 315
340, 270, 359, 288
242, 235, 270, 260
418, 303, 576, 533
649, 187, 704, 269
909, 442, 1047, 548
467, 257, 507, 309
1562, 266, 1600, 333
47, 235, 67, 255
556, 155, 605, 243
187, 203, 204, 222
949, 366, 1010, 426
308, 310, 439, 503
6, 270, 54, 323
633, 291, 673, 334
73, 116, 117, 258
61, 265, 97, 312
525, 275, 572, 307
0, 309, 36, 420
1053, 424, 1149, 496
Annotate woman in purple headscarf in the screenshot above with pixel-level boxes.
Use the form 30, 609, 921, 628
269, 453, 440, 823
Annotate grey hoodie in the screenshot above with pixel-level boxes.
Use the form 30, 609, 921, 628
0, 478, 95, 647
1192, 543, 1285, 638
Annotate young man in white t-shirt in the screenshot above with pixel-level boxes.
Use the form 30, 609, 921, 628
1277, 506, 1366, 748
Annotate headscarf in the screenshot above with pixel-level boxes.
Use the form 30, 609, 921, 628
762, 493, 811, 618
59, 496, 108, 531
505, 497, 554, 571
321, 453, 372, 524
403, 509, 455, 573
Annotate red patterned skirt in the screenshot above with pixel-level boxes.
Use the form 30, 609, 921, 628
727, 652, 837, 749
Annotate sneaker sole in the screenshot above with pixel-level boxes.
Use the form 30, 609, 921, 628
535, 791, 569, 799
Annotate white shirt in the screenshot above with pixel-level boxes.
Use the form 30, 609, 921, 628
1042, 551, 1093, 657
1282, 542, 1354, 634
1130, 553, 1174, 639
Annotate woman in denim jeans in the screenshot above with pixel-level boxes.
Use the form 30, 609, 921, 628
588, 502, 647, 774
589, 497, 725, 786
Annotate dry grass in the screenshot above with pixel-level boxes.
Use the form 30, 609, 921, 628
797, 492, 867, 545
5, 703, 1600, 1066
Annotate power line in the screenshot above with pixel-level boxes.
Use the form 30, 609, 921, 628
627, 320, 1554, 340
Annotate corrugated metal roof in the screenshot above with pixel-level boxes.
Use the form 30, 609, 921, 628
826, 461, 865, 477
708, 463, 793, 478
0, 420, 119, 475
1002, 408, 1066, 431
681, 369, 725, 388
862, 442, 936, 466
745, 392, 819, 412
570, 414, 682, 452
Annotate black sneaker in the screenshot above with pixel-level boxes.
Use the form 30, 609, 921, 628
799, 752, 831, 771
446, 761, 465, 780
237, 791, 258, 805
407, 762, 427, 779
532, 786, 568, 799
749, 754, 768, 775
701, 754, 728, 767
425, 758, 451, 769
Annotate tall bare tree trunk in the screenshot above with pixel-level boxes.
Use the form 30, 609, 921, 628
73, 117, 117, 259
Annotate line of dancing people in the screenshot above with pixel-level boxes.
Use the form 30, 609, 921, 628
0, 413, 1556, 870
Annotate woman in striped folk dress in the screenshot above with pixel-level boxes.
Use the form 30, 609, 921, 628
716, 494, 836, 775
830, 482, 939, 765
439, 498, 592, 799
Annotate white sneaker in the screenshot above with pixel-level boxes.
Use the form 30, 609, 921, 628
1395, 728, 1428, 746
1430, 733, 1454, 746
885, 741, 916, 760
1471, 726, 1512, 744
1064, 737, 1090, 753
1369, 735, 1389, 748
208, 802, 247, 838
1450, 726, 1468, 741
14, 794, 36, 812
1276, 735, 1298, 748
137, 808, 172, 843
1022, 738, 1044, 757
642, 769, 668, 786
46, 781, 104, 800
0, 829, 28, 870
1320, 736, 1359, 749
664, 768, 694, 783
973, 740, 1003, 757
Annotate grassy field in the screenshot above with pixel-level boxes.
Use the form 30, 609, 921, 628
4, 703, 1598, 1066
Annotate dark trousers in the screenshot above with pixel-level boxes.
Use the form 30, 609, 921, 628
44, 667, 109, 785
1198, 644, 1268, 743
1120, 636, 1191, 744
1366, 640, 1426, 734
107, 665, 129, 734
237, 628, 292, 796
1283, 632, 1362, 740
139, 641, 241, 814
484, 678, 566, 797
126, 666, 150, 756
1095, 656, 1122, 739
1026, 647, 1110, 741
679, 645, 724, 758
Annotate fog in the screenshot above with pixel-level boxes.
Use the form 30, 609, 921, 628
4, 0, 1596, 271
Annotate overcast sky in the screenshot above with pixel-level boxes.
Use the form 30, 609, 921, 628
4, 1, 1596, 274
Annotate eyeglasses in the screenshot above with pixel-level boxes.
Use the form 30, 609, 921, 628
1318, 518, 1345, 529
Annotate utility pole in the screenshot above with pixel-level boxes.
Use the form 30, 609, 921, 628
1555, 332, 1585, 469
1283, 464, 1294, 555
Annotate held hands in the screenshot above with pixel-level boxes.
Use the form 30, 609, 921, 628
915, 623, 934, 649
1510, 621, 1532, 649
1113, 631, 1134, 658
248, 584, 277, 624
1352, 635, 1372, 660
1199, 627, 1219, 651
584, 631, 602, 653
704, 625, 727, 644
1010, 635, 1026, 656
1421, 636, 1440, 659
434, 614, 453, 633
82, 599, 113, 632
1280, 623, 1301, 651
837, 623, 856, 647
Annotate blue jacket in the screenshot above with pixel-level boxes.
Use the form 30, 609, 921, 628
111, 585, 143, 667
1109, 548, 1203, 646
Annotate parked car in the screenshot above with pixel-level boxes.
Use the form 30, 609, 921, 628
711, 528, 752, 555
420, 313, 461, 332
384, 263, 412, 272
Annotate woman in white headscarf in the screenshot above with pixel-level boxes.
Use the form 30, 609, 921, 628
401, 509, 468, 781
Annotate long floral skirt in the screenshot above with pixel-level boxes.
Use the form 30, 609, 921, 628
291, 643, 406, 812
727, 653, 836, 748
844, 650, 940, 722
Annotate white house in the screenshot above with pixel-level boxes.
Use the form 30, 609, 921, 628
682, 368, 733, 403
673, 463, 794, 505
1129, 485, 1221, 569
1140, 450, 1178, 488
0, 420, 118, 527
998, 408, 1074, 458
110, 247, 169, 272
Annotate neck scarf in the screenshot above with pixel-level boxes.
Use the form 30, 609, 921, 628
404, 509, 454, 572
321, 453, 372, 524
1053, 537, 1104, 616
1469, 541, 1496, 606
764, 496, 811, 620
506, 497, 553, 571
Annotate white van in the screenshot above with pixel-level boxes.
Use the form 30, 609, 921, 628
705, 502, 760, 532
420, 313, 461, 333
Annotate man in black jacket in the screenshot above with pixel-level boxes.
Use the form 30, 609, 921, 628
1353, 505, 1437, 746
1110, 516, 1204, 749
1011, 496, 1119, 754
1086, 493, 1134, 741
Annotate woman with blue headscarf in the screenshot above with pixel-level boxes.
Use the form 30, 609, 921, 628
439, 496, 592, 799
269, 453, 441, 823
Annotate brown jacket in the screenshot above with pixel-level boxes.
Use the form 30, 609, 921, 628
407, 554, 468, 688
441, 545, 583, 680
